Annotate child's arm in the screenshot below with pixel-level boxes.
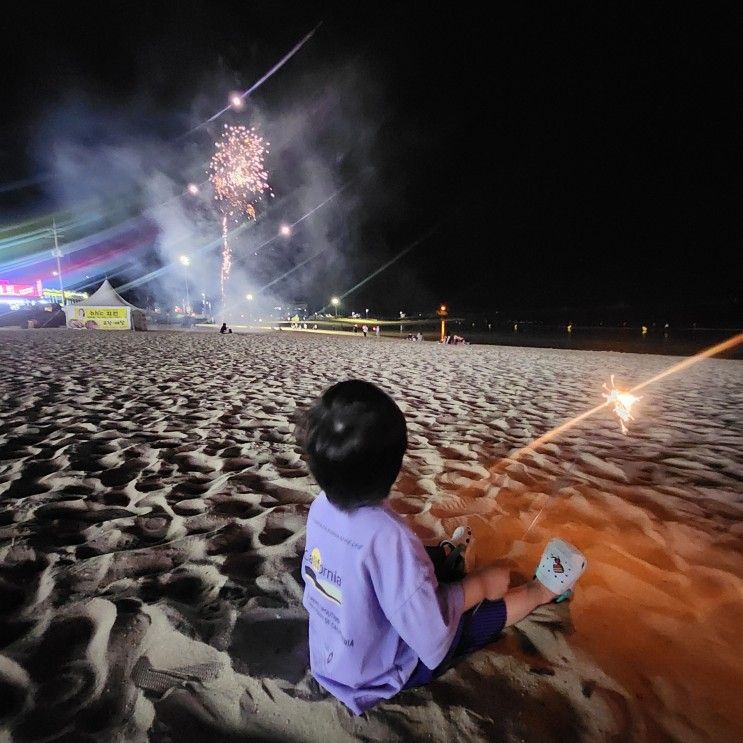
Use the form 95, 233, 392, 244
461, 567, 510, 611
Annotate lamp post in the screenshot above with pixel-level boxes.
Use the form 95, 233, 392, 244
436, 304, 448, 342
179, 256, 190, 314
246, 293, 253, 323
279, 224, 291, 237
50, 219, 66, 305
331, 296, 340, 317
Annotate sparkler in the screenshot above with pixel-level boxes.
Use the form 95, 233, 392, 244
602, 375, 641, 434
494, 332, 743, 478
502, 332, 743, 538
209, 124, 272, 304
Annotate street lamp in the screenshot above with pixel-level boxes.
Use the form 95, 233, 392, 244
436, 304, 449, 342
180, 256, 190, 314
229, 92, 244, 110
187, 183, 199, 195
50, 219, 66, 305
279, 224, 291, 237
331, 296, 340, 317
245, 293, 254, 324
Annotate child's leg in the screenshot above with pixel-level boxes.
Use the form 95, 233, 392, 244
425, 527, 472, 583
404, 579, 554, 690
502, 580, 554, 627
449, 581, 552, 663
424, 545, 449, 578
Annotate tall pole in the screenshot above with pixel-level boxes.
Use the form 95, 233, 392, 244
51, 219, 66, 305
180, 256, 191, 315
184, 263, 190, 314
436, 304, 448, 341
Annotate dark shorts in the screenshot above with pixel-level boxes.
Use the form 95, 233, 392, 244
403, 547, 508, 689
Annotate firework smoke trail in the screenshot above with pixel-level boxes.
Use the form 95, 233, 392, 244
180, 23, 322, 139
209, 124, 272, 308
220, 215, 230, 299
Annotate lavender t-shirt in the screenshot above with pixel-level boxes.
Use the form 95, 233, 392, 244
302, 492, 464, 714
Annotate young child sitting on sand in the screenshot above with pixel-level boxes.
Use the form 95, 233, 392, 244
299, 380, 586, 715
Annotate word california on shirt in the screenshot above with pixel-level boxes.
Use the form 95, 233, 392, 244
302, 492, 463, 714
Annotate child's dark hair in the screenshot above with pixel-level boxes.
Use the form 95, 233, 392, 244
300, 380, 407, 511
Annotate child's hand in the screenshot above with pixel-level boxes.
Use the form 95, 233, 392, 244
478, 566, 510, 601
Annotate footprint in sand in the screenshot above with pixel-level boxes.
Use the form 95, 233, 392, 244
229, 607, 310, 685
209, 495, 263, 519
99, 460, 147, 488
76, 599, 150, 734
220, 552, 264, 585
0, 555, 55, 647
206, 523, 256, 556
132, 511, 178, 542
15, 601, 116, 740
3, 477, 51, 499
258, 525, 295, 546
0, 655, 31, 728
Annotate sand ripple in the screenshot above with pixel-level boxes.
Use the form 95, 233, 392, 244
0, 329, 740, 742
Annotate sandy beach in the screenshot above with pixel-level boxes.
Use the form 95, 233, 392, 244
0, 328, 740, 742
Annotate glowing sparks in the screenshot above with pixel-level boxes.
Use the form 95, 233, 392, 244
209, 124, 272, 304
602, 375, 641, 434
209, 124, 271, 219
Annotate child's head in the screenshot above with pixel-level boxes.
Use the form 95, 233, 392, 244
300, 380, 407, 511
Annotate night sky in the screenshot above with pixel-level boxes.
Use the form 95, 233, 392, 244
2, 3, 741, 322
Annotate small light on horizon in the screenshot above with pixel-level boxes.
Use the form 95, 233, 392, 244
187, 183, 199, 195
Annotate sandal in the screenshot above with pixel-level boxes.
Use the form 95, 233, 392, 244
437, 526, 472, 582
534, 538, 586, 600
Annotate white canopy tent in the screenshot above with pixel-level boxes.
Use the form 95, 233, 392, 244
64, 279, 147, 331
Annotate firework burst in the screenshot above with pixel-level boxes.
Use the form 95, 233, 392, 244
209, 124, 272, 302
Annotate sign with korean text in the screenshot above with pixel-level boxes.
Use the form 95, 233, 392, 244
65, 306, 130, 330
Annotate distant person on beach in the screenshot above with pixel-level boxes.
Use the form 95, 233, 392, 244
219, 323, 228, 334
299, 380, 586, 715
375, 325, 380, 337
362, 324, 368, 338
